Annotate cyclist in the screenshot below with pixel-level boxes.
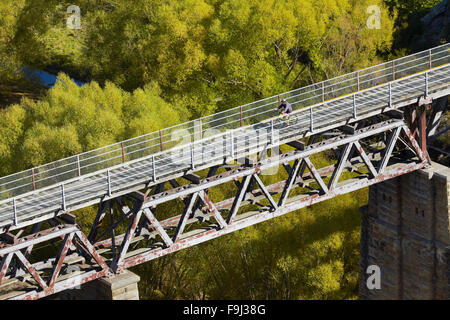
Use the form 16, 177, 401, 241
278, 99, 292, 121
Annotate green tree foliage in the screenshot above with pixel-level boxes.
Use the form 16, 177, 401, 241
0, 1, 25, 82
11, 0, 395, 118
0, 73, 182, 173
384, 0, 442, 22
383, 0, 442, 51
0, 104, 26, 174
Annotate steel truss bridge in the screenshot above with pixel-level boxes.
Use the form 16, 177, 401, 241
0, 44, 449, 300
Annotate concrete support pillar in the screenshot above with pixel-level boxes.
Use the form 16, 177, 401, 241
58, 270, 140, 300
359, 162, 450, 300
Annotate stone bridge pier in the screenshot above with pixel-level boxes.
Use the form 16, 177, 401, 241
57, 270, 140, 300
359, 162, 450, 299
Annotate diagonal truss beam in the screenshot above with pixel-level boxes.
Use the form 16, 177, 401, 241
173, 193, 198, 243
252, 174, 278, 211
278, 159, 302, 207
143, 208, 173, 248
198, 191, 228, 229
48, 233, 74, 287
0, 117, 437, 300
303, 157, 329, 194
227, 175, 252, 224
328, 142, 354, 190
354, 141, 378, 178
378, 127, 402, 174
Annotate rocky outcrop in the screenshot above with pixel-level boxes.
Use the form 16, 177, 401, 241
417, 0, 450, 48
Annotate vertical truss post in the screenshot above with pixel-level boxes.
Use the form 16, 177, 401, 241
109, 203, 117, 261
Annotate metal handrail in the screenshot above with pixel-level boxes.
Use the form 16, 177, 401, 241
0, 44, 449, 202
0, 62, 449, 228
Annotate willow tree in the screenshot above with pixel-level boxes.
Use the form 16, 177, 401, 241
11, 0, 395, 117
0, 1, 25, 82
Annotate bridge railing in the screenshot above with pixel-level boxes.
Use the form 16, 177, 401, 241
0, 58, 449, 228
0, 44, 449, 203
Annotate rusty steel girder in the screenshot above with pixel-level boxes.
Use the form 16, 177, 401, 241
0, 116, 430, 300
